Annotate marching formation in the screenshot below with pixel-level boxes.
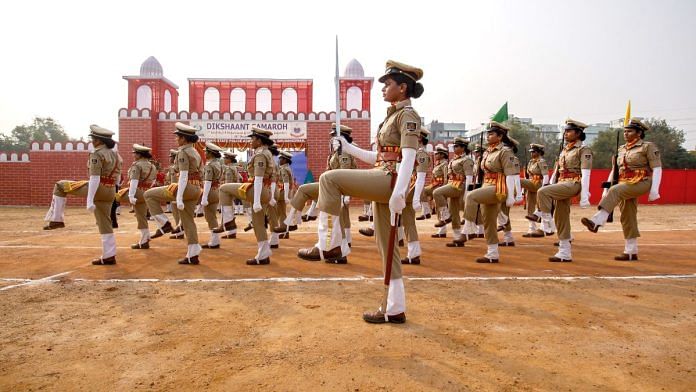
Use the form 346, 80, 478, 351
41, 60, 663, 324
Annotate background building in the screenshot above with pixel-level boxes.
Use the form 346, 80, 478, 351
427, 120, 467, 142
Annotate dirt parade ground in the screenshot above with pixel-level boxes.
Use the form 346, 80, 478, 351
0, 204, 695, 391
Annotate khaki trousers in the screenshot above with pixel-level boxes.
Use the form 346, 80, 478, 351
433, 184, 464, 230
276, 189, 288, 228
133, 188, 149, 230
599, 180, 651, 239
401, 186, 418, 242
145, 184, 201, 245
318, 169, 402, 279
291, 182, 350, 232
520, 179, 542, 215
219, 183, 271, 242
537, 181, 581, 240
464, 184, 501, 245
203, 187, 220, 230
54, 180, 115, 234
500, 202, 511, 232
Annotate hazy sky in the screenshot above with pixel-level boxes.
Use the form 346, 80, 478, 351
2, 0, 695, 148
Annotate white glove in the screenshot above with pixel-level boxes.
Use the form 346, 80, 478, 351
580, 169, 591, 208
649, 167, 662, 201
176, 170, 188, 210
253, 176, 263, 212
342, 195, 351, 206
86, 175, 99, 211
269, 182, 277, 206
283, 182, 290, 203
505, 175, 516, 207
542, 174, 550, 186
128, 179, 139, 205
389, 148, 416, 224
602, 188, 609, 199
412, 172, 426, 210
201, 181, 211, 207
514, 174, 523, 203
334, 136, 377, 165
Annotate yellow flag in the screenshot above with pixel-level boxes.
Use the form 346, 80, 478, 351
624, 100, 631, 126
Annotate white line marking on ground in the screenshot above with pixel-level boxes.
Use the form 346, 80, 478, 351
1, 243, 693, 249
1, 273, 693, 286
0, 271, 73, 292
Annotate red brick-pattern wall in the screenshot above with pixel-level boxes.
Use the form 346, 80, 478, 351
0, 162, 31, 205
118, 117, 152, 170
29, 150, 93, 206
304, 119, 372, 181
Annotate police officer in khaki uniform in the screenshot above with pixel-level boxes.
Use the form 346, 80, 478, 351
315, 60, 424, 324
400, 127, 431, 264
145, 122, 203, 264
433, 137, 475, 247
462, 121, 519, 263
217, 127, 275, 265
289, 124, 357, 263
200, 142, 224, 249
122, 144, 157, 249
220, 150, 241, 238
414, 131, 433, 221
527, 119, 593, 262
581, 118, 661, 261
273, 150, 295, 238
520, 144, 550, 237
496, 142, 523, 246
164, 149, 184, 239
263, 145, 282, 248
424, 145, 449, 237
43, 125, 122, 265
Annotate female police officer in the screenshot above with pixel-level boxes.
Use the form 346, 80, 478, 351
313, 60, 424, 324
581, 118, 661, 261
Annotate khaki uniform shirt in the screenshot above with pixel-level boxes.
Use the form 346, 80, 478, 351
526, 157, 548, 184
89, 145, 122, 181
250, 146, 275, 180
447, 154, 475, 188
165, 165, 178, 185
415, 149, 431, 173
618, 140, 661, 173
176, 144, 202, 179
223, 163, 240, 184
128, 158, 157, 187
328, 150, 358, 170
431, 160, 448, 186
204, 158, 223, 186
375, 99, 421, 171
558, 142, 592, 180
482, 144, 519, 176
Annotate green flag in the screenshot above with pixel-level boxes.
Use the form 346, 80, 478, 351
304, 170, 314, 184
491, 102, 509, 123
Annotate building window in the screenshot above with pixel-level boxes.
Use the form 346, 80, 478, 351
204, 87, 220, 112
281, 88, 298, 113
256, 88, 272, 113
164, 90, 172, 112
346, 86, 362, 111
230, 88, 246, 112
136, 85, 152, 110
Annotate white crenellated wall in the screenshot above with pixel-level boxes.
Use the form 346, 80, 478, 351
27, 141, 119, 153
0, 152, 30, 162
120, 108, 371, 121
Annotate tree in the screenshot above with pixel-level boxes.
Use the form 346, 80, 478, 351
506, 118, 561, 169
591, 118, 696, 169
0, 117, 71, 151
590, 129, 620, 169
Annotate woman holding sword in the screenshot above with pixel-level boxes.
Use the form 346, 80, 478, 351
313, 60, 424, 324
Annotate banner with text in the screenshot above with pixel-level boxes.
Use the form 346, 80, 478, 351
190, 120, 307, 141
